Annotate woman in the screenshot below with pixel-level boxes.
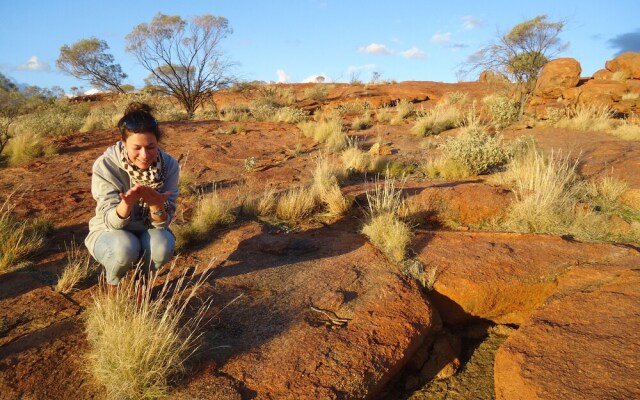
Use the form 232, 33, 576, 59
85, 102, 179, 286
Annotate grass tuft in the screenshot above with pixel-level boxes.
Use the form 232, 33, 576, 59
85, 262, 216, 399
55, 241, 96, 294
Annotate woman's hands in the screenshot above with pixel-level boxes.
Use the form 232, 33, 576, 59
116, 184, 173, 219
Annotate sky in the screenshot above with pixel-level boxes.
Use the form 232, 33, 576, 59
1, 0, 639, 94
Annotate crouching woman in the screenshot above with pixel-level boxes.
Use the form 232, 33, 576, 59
85, 102, 179, 286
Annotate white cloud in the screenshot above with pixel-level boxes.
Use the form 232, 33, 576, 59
400, 47, 427, 60
302, 73, 331, 83
276, 69, 291, 83
84, 88, 102, 95
16, 55, 50, 71
347, 64, 376, 73
358, 43, 393, 55
431, 33, 451, 44
462, 16, 483, 30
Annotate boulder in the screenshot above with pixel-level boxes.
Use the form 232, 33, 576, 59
592, 68, 613, 80
563, 79, 628, 106
534, 58, 582, 99
494, 270, 640, 400
414, 231, 640, 325
605, 51, 640, 79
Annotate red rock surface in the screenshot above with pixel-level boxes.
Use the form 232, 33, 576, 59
534, 58, 581, 99
494, 270, 640, 400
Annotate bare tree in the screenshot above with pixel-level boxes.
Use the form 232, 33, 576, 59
459, 15, 567, 111
126, 14, 235, 117
57, 38, 128, 93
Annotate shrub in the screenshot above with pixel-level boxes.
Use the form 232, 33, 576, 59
13, 101, 89, 138
85, 262, 215, 399
437, 129, 512, 176
483, 94, 519, 129
304, 85, 328, 101
440, 91, 469, 105
350, 112, 373, 130
273, 107, 307, 124
55, 241, 96, 294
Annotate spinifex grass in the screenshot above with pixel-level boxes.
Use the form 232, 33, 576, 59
85, 262, 216, 399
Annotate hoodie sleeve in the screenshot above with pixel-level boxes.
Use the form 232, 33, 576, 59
91, 154, 131, 230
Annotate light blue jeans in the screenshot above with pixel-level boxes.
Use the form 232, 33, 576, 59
93, 228, 175, 285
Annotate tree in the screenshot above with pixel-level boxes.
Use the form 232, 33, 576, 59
0, 90, 25, 155
57, 38, 128, 93
459, 15, 567, 112
0, 73, 18, 92
126, 14, 235, 117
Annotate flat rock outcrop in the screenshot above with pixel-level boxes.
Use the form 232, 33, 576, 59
414, 231, 640, 325
494, 269, 640, 400
174, 221, 438, 399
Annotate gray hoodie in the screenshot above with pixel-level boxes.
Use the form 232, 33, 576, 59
84, 142, 179, 257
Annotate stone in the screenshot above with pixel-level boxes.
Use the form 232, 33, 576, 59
605, 51, 640, 79
494, 270, 640, 400
534, 58, 582, 99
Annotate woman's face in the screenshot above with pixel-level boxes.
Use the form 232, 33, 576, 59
124, 132, 158, 170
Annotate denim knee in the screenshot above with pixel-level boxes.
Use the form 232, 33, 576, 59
140, 228, 176, 271
93, 230, 141, 284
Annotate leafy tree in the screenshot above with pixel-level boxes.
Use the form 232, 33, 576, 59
460, 15, 567, 113
126, 14, 235, 117
57, 38, 128, 93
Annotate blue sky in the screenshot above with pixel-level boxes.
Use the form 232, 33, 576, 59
1, 0, 639, 93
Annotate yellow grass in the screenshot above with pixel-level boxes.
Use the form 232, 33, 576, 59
55, 241, 96, 294
297, 116, 347, 151
275, 186, 317, 222
174, 189, 236, 249
411, 104, 461, 136
555, 104, 615, 132
0, 197, 51, 272
362, 213, 412, 263
85, 262, 217, 399
611, 121, 640, 140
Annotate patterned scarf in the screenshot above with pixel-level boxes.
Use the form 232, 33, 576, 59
117, 141, 167, 226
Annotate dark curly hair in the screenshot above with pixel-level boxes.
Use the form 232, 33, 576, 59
117, 102, 162, 141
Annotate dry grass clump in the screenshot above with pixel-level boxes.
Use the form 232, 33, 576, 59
0, 198, 52, 272
611, 120, 640, 140
375, 105, 393, 124
174, 189, 236, 250
275, 186, 317, 222
304, 84, 329, 101
219, 104, 251, 122
341, 142, 375, 175
482, 94, 520, 129
496, 144, 640, 242
621, 91, 640, 101
612, 70, 630, 83
298, 116, 347, 151
500, 147, 584, 234
350, 111, 373, 130
273, 107, 308, 124
310, 155, 352, 220
85, 262, 215, 399
361, 177, 412, 263
390, 99, 414, 125
55, 241, 96, 294
554, 103, 615, 132
241, 186, 278, 218
2, 130, 50, 166
411, 104, 462, 136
